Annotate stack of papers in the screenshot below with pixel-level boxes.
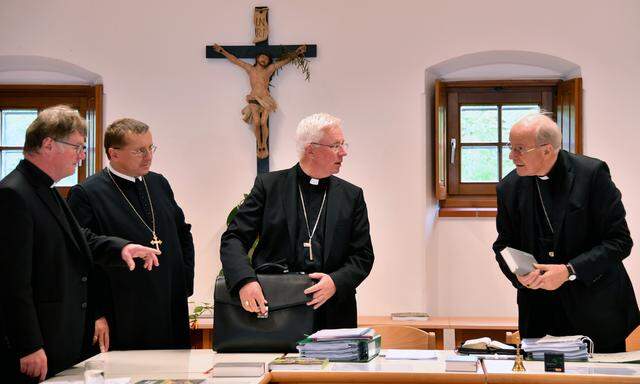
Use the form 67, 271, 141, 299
297, 328, 380, 362
522, 335, 591, 361
308, 328, 375, 340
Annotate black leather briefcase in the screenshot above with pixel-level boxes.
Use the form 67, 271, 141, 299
213, 271, 315, 352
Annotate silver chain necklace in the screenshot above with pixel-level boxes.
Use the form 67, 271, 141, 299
298, 184, 326, 261
106, 168, 163, 251
535, 178, 554, 234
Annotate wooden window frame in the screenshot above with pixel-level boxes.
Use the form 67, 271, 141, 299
0, 84, 103, 196
434, 79, 582, 217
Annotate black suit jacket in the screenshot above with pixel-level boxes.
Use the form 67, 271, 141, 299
0, 160, 128, 379
493, 150, 640, 351
220, 165, 374, 328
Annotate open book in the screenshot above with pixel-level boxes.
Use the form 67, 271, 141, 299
458, 337, 516, 355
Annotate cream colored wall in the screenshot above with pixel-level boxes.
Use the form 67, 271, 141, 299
1, 0, 638, 318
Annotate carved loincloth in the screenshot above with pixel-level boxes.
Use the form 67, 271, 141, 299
241, 94, 278, 123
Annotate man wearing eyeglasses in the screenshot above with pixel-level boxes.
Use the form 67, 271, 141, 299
493, 113, 639, 353
67, 118, 195, 352
0, 107, 161, 382
221, 113, 374, 330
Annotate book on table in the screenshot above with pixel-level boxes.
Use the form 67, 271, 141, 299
210, 361, 265, 377
445, 355, 479, 372
268, 356, 329, 371
457, 337, 516, 355
390, 312, 429, 321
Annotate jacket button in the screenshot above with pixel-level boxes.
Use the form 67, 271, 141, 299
81, 276, 88, 282
81, 302, 87, 309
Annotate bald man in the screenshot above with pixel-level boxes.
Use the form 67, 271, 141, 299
493, 113, 639, 353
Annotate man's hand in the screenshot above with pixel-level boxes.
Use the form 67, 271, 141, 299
20, 348, 47, 381
517, 264, 569, 291
93, 317, 110, 353
304, 273, 336, 309
531, 263, 570, 290
239, 281, 268, 315
121, 244, 161, 271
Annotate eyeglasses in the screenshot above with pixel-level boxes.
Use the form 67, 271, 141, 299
507, 143, 548, 156
311, 141, 349, 152
55, 139, 86, 155
115, 145, 157, 157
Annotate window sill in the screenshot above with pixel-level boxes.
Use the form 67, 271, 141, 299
438, 207, 497, 217
437, 195, 497, 217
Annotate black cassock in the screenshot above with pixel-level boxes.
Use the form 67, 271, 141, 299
68, 169, 194, 350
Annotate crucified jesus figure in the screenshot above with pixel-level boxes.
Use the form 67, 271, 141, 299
213, 44, 307, 159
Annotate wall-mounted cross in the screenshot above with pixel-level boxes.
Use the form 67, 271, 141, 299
207, 6, 317, 174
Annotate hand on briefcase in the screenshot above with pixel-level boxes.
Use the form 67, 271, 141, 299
213, 267, 315, 352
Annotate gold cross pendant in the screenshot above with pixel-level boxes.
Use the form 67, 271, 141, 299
303, 241, 313, 261
151, 233, 163, 251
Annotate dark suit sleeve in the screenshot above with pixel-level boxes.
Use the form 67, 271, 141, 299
493, 183, 524, 289
219, 176, 264, 292
64, 186, 130, 267
67, 185, 114, 321
328, 188, 375, 294
569, 162, 633, 285
161, 176, 195, 296
0, 188, 43, 357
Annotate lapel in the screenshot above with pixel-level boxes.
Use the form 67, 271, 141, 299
283, 166, 298, 264
324, 176, 340, 261
551, 151, 575, 251
32, 181, 84, 256
516, 176, 536, 253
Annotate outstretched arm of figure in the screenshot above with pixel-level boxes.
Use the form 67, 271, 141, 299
272, 45, 306, 71
213, 43, 252, 71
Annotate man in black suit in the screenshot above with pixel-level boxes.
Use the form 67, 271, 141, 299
0, 106, 161, 382
68, 118, 195, 352
221, 113, 374, 330
493, 113, 639, 353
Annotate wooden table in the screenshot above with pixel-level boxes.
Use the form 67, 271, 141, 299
190, 316, 519, 350
46, 349, 640, 383
448, 317, 518, 347
359, 316, 450, 349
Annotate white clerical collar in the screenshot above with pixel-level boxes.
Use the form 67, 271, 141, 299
108, 163, 142, 182
309, 178, 319, 185
538, 175, 550, 180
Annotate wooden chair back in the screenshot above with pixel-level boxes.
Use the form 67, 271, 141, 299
627, 325, 640, 351
373, 325, 436, 350
506, 330, 520, 345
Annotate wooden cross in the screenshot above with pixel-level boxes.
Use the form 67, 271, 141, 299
206, 6, 317, 174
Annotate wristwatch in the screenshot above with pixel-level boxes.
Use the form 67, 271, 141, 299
566, 263, 577, 281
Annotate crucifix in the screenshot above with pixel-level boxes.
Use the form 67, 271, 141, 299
150, 233, 163, 252
207, 6, 317, 174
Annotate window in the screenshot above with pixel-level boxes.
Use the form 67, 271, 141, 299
0, 85, 104, 195
434, 79, 582, 216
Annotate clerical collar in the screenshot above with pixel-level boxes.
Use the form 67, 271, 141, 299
108, 163, 142, 182
296, 163, 329, 188
536, 151, 565, 182
21, 159, 55, 188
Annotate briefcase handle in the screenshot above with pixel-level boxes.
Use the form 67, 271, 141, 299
255, 261, 290, 274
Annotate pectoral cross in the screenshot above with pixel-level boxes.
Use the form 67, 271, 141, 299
303, 240, 314, 261
151, 233, 163, 251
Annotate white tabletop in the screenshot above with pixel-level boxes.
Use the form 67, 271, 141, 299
45, 349, 280, 383
483, 358, 640, 379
